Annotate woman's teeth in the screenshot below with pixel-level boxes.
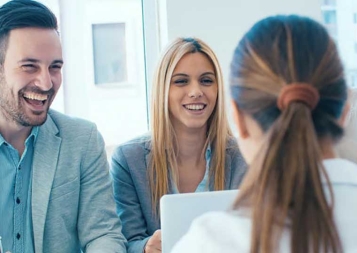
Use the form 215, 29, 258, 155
184, 104, 205, 110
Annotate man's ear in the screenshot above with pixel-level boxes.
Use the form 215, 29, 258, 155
231, 100, 249, 139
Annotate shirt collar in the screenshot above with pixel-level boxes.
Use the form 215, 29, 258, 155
205, 143, 212, 161
26, 126, 39, 148
0, 126, 39, 148
0, 133, 5, 147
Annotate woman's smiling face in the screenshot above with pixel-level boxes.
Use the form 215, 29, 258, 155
168, 52, 218, 132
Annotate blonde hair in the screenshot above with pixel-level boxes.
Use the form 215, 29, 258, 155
149, 37, 232, 216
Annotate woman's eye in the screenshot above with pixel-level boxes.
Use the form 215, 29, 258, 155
201, 79, 213, 85
173, 79, 188, 85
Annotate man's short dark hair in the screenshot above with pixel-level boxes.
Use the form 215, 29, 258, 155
0, 0, 58, 64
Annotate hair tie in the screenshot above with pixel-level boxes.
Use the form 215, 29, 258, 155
277, 83, 320, 111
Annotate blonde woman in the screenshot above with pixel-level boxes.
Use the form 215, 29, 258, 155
172, 15, 357, 253
110, 38, 247, 253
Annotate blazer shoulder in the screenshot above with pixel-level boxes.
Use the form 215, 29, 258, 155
47, 109, 96, 134
226, 136, 239, 150
112, 133, 151, 161
225, 136, 246, 171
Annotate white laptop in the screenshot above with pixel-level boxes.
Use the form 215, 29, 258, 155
160, 189, 239, 253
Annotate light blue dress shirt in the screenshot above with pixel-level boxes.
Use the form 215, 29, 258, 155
172, 144, 211, 193
0, 127, 38, 253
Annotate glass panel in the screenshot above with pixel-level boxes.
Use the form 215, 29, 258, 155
92, 23, 128, 86
321, 0, 357, 88
323, 0, 336, 6
322, 10, 337, 24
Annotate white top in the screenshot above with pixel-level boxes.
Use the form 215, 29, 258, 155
171, 159, 357, 253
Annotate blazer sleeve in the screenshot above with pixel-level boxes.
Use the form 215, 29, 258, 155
110, 146, 151, 253
77, 125, 127, 253
226, 141, 247, 189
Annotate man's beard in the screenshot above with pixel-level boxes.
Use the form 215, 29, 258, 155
0, 79, 55, 127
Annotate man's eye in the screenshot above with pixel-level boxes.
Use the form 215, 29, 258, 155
22, 64, 36, 70
51, 65, 62, 70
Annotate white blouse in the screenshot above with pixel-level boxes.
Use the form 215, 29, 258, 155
171, 159, 357, 253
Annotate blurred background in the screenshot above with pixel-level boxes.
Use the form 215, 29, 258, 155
1, 0, 355, 157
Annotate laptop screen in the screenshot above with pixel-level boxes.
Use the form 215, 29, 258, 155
160, 189, 239, 253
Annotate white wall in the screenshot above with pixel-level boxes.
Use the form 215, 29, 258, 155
84, 0, 148, 148
161, 0, 322, 82
159, 0, 322, 131
60, 0, 149, 150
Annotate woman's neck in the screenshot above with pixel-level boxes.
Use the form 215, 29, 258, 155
175, 127, 208, 166
320, 138, 338, 160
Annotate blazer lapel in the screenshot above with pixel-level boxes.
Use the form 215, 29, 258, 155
144, 140, 151, 175
31, 114, 61, 253
224, 152, 233, 189
208, 144, 234, 190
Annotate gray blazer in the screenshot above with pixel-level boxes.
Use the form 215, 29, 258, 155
110, 134, 247, 253
32, 110, 126, 253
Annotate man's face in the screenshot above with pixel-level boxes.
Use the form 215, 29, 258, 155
0, 27, 63, 127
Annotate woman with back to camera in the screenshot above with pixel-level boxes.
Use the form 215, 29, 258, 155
110, 37, 247, 253
172, 15, 357, 253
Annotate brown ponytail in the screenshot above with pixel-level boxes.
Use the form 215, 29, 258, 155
234, 103, 341, 253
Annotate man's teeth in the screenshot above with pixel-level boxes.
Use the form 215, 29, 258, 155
23, 93, 47, 101
185, 104, 205, 110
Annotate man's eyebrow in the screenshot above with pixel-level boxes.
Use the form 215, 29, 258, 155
17, 58, 64, 64
18, 58, 40, 63
52, 59, 64, 65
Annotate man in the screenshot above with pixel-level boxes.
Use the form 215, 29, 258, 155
0, 1, 126, 252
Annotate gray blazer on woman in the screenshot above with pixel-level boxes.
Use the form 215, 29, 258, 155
110, 134, 247, 253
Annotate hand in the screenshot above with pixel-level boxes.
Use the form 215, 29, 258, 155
144, 229, 162, 253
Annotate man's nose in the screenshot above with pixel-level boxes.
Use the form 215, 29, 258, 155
34, 69, 53, 91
